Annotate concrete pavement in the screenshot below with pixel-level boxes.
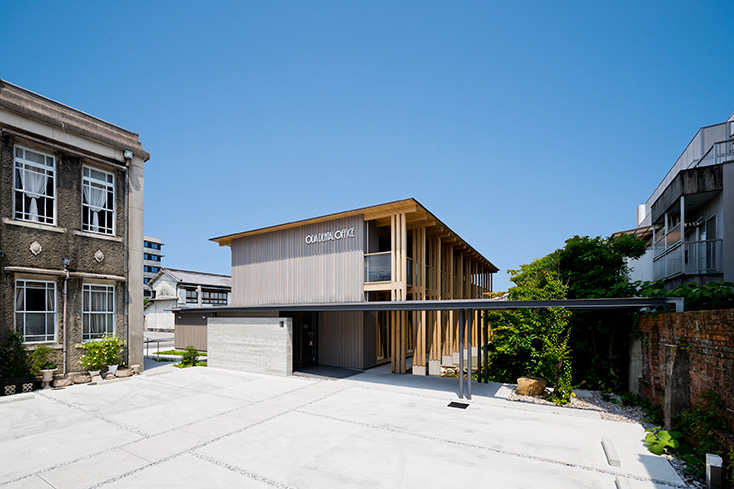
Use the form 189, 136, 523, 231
0, 365, 686, 488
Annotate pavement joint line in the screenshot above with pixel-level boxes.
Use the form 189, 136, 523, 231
190, 452, 298, 489
297, 410, 688, 489
37, 388, 150, 438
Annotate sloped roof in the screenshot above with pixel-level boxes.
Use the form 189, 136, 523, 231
152, 268, 231, 288
210, 197, 498, 272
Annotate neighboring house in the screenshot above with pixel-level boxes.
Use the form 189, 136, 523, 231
619, 111, 734, 289
0, 80, 149, 373
144, 268, 231, 332
143, 235, 163, 298
176, 198, 497, 376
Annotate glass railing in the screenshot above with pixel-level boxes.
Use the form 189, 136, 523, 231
364, 252, 391, 283
666, 223, 681, 247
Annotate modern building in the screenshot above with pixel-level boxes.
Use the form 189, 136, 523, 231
619, 111, 734, 289
0, 79, 149, 373
143, 235, 163, 298
175, 198, 497, 376
144, 267, 231, 332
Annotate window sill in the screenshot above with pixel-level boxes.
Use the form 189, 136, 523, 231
25, 343, 63, 350
3, 218, 66, 233
73, 230, 123, 242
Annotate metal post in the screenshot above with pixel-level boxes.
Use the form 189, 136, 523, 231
483, 311, 489, 383
458, 309, 464, 399
478, 310, 483, 383
467, 309, 472, 400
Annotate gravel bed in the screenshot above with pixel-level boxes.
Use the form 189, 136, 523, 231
507, 389, 705, 488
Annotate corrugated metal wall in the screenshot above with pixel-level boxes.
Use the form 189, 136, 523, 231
231, 215, 364, 305
318, 311, 365, 369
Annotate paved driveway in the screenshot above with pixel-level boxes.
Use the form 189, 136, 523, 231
0, 366, 684, 489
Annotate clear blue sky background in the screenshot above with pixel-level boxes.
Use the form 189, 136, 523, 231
2, 1, 732, 291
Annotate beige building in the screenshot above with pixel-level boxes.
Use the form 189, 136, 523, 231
177, 199, 497, 376
0, 80, 149, 373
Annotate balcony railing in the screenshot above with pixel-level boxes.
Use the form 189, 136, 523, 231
697, 139, 734, 168
653, 239, 722, 280
364, 252, 391, 283
685, 239, 723, 275
653, 223, 681, 258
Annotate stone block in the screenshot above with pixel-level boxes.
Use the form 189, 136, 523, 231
441, 355, 453, 366
428, 360, 441, 376
52, 377, 73, 388
412, 366, 426, 376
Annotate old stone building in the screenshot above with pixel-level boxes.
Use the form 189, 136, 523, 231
0, 80, 149, 373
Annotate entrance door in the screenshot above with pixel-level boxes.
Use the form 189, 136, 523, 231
291, 312, 318, 369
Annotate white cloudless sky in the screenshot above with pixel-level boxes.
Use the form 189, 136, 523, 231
2, 1, 732, 291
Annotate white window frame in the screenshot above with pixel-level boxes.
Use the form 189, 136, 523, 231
13, 145, 56, 225
82, 165, 115, 235
82, 284, 115, 341
15, 279, 57, 343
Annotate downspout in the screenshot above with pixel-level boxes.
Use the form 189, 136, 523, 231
62, 262, 69, 375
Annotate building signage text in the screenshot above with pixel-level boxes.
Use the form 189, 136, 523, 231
305, 227, 356, 244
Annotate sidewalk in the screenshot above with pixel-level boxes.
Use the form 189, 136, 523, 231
0, 366, 685, 488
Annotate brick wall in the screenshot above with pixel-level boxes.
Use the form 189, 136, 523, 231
637, 309, 734, 429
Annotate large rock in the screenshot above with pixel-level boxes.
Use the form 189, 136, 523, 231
516, 376, 548, 396
115, 368, 133, 378
72, 374, 92, 384
52, 377, 73, 388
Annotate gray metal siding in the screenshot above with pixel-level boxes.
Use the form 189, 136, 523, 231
231, 215, 364, 305
318, 311, 365, 369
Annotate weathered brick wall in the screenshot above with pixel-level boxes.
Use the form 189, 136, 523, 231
637, 310, 734, 428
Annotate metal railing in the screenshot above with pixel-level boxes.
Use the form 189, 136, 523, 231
697, 139, 734, 168
653, 239, 722, 280
685, 239, 723, 275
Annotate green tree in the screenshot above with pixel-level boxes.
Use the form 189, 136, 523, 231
487, 254, 573, 403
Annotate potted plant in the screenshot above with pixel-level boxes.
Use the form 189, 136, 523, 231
0, 332, 37, 395
80, 340, 107, 379
30, 344, 58, 388
81, 335, 125, 379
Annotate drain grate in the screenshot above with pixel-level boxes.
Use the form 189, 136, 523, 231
447, 401, 469, 409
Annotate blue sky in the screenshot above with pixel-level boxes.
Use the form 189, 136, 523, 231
2, 1, 733, 291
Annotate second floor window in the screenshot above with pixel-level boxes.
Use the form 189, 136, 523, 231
14, 146, 56, 225
82, 166, 115, 235
186, 289, 198, 303
202, 290, 227, 304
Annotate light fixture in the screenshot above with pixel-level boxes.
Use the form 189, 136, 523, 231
62, 257, 71, 267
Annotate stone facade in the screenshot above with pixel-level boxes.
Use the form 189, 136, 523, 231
0, 80, 149, 373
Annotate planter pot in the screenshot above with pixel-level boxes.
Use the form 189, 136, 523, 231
40, 369, 56, 389
88, 370, 102, 381
107, 365, 118, 376
1, 375, 38, 396
516, 376, 548, 397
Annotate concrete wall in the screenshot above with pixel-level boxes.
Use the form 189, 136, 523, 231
207, 317, 293, 376
723, 163, 734, 283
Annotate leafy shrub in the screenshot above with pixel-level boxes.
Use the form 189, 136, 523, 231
632, 280, 734, 311
644, 427, 682, 455
0, 332, 32, 378
30, 344, 57, 372
180, 345, 199, 367
81, 335, 125, 371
